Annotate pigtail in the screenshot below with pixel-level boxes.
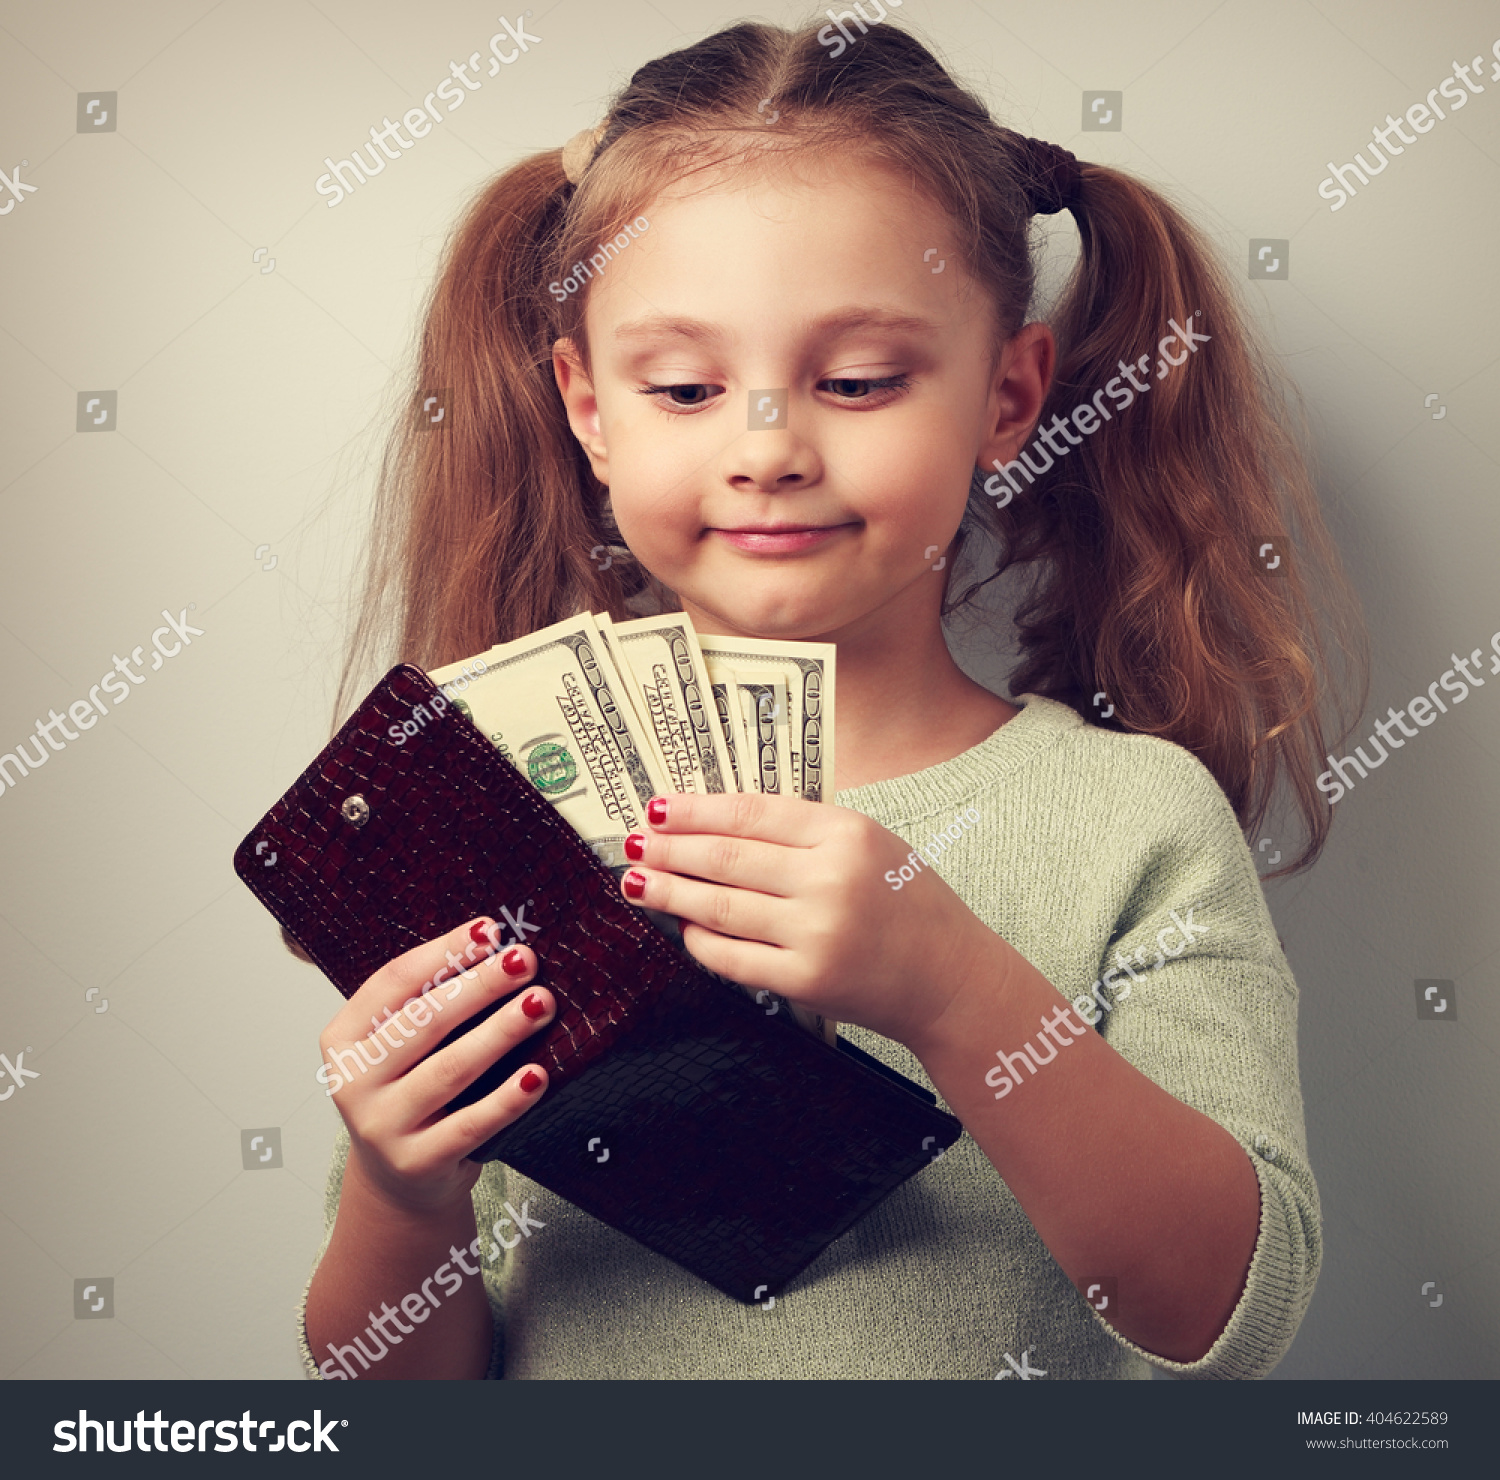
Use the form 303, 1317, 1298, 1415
333, 151, 649, 725
992, 165, 1368, 876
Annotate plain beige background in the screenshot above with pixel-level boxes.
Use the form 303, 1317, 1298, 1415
0, 0, 1496, 1379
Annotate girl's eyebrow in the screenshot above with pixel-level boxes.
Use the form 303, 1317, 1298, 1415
611, 306, 940, 349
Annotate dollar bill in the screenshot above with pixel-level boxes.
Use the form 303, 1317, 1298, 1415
429, 613, 670, 870
709, 678, 745, 792
609, 614, 735, 794
432, 614, 837, 1043
734, 674, 794, 797
591, 613, 679, 789
697, 636, 836, 802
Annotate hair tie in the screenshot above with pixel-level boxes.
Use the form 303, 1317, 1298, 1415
1011, 135, 1083, 216
561, 122, 607, 185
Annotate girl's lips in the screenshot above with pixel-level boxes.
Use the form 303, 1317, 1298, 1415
710, 525, 853, 554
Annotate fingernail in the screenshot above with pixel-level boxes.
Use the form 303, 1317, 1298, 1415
624, 832, 645, 861
647, 797, 668, 826
501, 948, 528, 976
623, 870, 646, 900
521, 991, 546, 1020
519, 1068, 543, 1093
469, 919, 494, 946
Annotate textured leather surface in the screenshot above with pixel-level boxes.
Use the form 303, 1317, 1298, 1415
233, 664, 963, 1301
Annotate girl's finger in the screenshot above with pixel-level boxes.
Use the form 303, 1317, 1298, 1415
643, 790, 826, 847
407, 1016, 555, 1163
332, 916, 503, 1037
624, 827, 793, 895
321, 920, 528, 1089
621, 867, 789, 949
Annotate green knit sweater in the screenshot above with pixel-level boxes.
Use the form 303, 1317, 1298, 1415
297, 692, 1319, 1380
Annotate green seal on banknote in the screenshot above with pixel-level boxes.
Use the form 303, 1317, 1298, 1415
526, 741, 578, 795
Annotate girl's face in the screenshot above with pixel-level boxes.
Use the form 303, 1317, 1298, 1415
554, 153, 1048, 643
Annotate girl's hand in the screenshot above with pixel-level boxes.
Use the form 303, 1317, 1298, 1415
619, 794, 998, 1049
317, 917, 554, 1216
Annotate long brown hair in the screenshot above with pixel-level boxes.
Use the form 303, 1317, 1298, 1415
335, 16, 1367, 879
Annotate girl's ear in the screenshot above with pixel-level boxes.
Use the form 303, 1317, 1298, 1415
975, 321, 1054, 475
552, 336, 610, 482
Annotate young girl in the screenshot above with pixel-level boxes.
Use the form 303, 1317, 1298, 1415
298, 17, 1365, 1380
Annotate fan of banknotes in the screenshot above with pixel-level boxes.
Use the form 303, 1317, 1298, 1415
429, 612, 837, 1042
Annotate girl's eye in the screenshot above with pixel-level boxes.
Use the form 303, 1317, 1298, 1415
637, 383, 719, 409
635, 374, 911, 414
822, 375, 911, 402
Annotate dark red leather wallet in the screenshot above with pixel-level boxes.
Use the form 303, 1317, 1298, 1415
233, 664, 962, 1303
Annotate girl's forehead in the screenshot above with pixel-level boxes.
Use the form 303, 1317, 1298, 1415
629, 149, 946, 225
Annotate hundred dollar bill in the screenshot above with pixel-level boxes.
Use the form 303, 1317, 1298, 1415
697, 636, 836, 802
591, 613, 678, 789
734, 674, 794, 797
708, 678, 745, 792
609, 614, 735, 794
429, 613, 671, 870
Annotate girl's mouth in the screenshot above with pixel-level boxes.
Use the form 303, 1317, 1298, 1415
709, 524, 855, 554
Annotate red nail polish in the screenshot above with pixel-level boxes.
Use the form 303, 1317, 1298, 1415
520, 1068, 542, 1093
623, 870, 646, 900
501, 948, 528, 976
469, 920, 493, 946
624, 832, 645, 861
647, 797, 668, 826
521, 992, 546, 1019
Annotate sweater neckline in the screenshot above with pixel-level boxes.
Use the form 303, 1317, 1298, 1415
832, 692, 1082, 824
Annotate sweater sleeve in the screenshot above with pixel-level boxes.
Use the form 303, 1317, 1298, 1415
1079, 744, 1322, 1380
296, 1121, 509, 1380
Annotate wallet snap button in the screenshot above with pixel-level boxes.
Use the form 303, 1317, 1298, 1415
341, 794, 371, 827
